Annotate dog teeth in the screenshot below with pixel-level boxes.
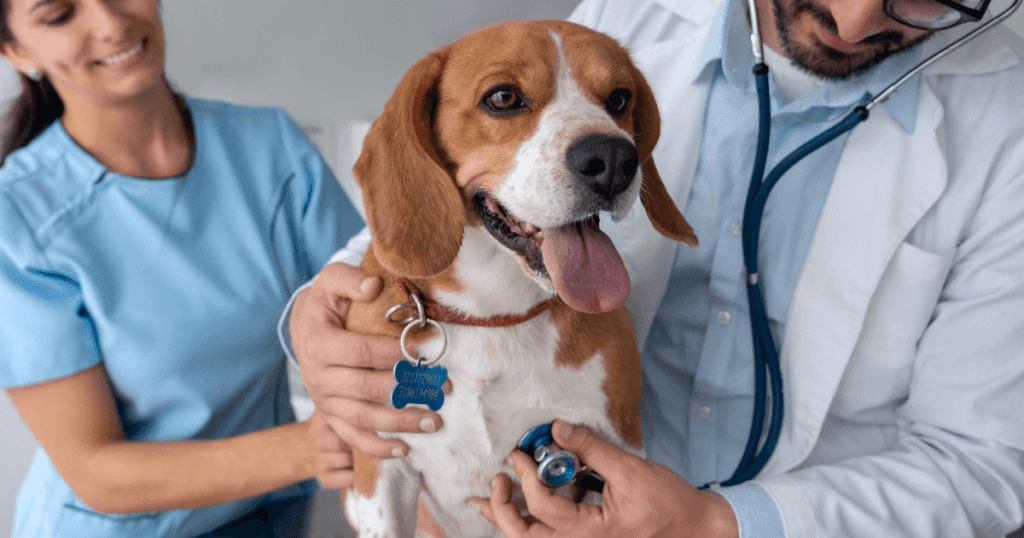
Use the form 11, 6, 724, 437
484, 195, 540, 237
485, 196, 504, 216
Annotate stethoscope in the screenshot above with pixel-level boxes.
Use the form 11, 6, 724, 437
722, 0, 1024, 487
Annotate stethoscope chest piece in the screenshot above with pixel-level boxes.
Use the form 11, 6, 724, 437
518, 424, 579, 487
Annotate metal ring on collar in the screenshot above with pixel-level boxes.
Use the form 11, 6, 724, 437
385, 294, 427, 327
385, 303, 416, 325
400, 318, 447, 366
410, 293, 426, 328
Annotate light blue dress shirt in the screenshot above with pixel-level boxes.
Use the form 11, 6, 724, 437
638, 0, 924, 534
0, 98, 364, 538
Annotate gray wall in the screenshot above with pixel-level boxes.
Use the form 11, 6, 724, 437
3, 0, 1024, 536
161, 0, 583, 188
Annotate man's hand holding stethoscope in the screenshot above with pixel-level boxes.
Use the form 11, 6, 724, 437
469, 420, 740, 538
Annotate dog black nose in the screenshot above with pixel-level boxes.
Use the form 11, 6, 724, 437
566, 134, 640, 201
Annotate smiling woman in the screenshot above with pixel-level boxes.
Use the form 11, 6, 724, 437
0, 0, 365, 537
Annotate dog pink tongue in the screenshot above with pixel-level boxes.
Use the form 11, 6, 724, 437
541, 222, 630, 313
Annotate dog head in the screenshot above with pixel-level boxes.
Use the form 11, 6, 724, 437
355, 20, 697, 313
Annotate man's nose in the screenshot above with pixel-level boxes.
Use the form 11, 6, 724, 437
830, 0, 889, 43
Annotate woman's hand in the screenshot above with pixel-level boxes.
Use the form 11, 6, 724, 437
470, 420, 739, 538
305, 411, 354, 489
289, 262, 444, 459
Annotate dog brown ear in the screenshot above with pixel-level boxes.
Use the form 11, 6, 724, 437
354, 51, 465, 277
630, 65, 699, 248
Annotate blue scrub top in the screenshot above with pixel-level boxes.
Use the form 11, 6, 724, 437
0, 98, 365, 537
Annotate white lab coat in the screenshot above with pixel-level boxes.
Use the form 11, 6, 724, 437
571, 0, 1024, 535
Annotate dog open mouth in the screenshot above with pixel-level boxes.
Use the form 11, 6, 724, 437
473, 192, 630, 313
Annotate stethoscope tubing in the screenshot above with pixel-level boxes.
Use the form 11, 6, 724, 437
870, 0, 1023, 110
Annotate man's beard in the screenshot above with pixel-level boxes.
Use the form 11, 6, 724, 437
773, 0, 931, 79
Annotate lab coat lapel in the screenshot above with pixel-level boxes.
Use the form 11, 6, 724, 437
760, 85, 949, 477
616, 32, 713, 349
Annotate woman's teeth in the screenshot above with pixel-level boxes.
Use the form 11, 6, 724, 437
98, 40, 143, 65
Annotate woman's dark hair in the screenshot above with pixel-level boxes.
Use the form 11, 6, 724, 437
0, 0, 66, 163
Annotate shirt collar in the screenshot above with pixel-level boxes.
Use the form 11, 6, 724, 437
696, 0, 921, 133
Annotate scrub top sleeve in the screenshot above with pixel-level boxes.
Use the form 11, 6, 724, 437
0, 251, 101, 389
274, 110, 366, 276
277, 226, 371, 368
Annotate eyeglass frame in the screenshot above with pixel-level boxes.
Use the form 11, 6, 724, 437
884, 0, 994, 29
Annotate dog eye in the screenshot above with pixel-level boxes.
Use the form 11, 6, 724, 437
605, 89, 631, 114
482, 86, 526, 115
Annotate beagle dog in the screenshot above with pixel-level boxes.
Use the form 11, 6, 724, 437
340, 19, 697, 538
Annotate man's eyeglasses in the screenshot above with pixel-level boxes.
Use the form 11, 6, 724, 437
885, 0, 993, 29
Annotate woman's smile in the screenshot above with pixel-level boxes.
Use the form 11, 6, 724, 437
95, 37, 145, 66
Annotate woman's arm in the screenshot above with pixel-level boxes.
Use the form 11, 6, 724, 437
6, 364, 315, 514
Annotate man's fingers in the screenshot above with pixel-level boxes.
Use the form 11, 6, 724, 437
506, 451, 556, 506
469, 497, 497, 526
551, 420, 633, 484
507, 450, 589, 531
486, 473, 532, 538
465, 475, 506, 526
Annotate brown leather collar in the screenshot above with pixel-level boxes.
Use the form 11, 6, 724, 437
394, 278, 556, 328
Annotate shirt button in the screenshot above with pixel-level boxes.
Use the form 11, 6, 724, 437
717, 311, 731, 324
730, 221, 742, 235
699, 406, 712, 418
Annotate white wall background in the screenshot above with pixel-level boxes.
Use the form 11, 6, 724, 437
2, 0, 1024, 536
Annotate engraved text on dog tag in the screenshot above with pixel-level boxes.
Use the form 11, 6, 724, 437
391, 360, 447, 411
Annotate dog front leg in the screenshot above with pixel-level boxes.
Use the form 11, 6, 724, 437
344, 452, 422, 538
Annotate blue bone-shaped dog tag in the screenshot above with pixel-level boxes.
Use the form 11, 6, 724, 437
391, 360, 447, 411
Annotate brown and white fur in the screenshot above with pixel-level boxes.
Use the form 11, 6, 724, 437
341, 20, 698, 538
